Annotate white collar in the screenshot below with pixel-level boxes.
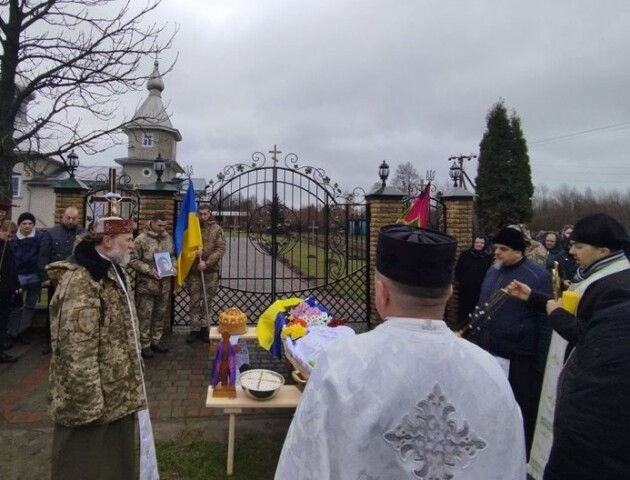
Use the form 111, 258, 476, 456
16, 229, 36, 240
380, 316, 453, 334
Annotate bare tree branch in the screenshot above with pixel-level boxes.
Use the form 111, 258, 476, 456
0, 0, 178, 202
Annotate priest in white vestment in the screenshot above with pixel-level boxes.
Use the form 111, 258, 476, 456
275, 224, 526, 480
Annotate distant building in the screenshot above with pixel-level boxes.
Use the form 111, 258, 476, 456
115, 60, 184, 185
12, 60, 187, 227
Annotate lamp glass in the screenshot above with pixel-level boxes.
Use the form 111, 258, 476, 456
378, 161, 389, 183
153, 154, 166, 173
68, 151, 79, 169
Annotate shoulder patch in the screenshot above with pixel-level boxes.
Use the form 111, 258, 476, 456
77, 308, 99, 334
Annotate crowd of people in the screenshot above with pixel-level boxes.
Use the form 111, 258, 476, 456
0, 206, 226, 364
0, 205, 226, 479
278, 215, 630, 479
1, 201, 628, 479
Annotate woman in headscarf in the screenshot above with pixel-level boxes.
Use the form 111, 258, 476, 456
454, 235, 493, 329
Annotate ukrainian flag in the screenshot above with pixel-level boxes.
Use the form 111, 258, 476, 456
174, 181, 203, 289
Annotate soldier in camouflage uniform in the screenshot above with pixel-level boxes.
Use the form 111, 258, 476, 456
185, 205, 226, 343
128, 213, 176, 359
47, 217, 158, 480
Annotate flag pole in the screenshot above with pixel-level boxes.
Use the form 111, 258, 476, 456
198, 248, 212, 334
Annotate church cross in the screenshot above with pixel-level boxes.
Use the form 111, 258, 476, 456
90, 168, 133, 217
269, 145, 282, 163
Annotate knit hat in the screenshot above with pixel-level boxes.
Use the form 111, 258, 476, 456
492, 227, 526, 253
570, 213, 629, 251
376, 224, 457, 288
17, 212, 36, 225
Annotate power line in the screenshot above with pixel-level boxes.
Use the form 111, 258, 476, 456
530, 121, 630, 146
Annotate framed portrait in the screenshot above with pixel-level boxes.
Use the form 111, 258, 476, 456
154, 252, 175, 278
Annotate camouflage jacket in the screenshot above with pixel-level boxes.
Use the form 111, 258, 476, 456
526, 240, 548, 267
193, 220, 226, 273
128, 224, 176, 295
47, 239, 146, 428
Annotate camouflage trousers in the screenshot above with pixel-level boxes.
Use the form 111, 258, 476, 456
185, 271, 219, 331
136, 290, 171, 348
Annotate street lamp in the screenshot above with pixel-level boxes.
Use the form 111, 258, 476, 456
448, 160, 461, 187
66, 150, 79, 177
378, 160, 390, 188
153, 153, 166, 183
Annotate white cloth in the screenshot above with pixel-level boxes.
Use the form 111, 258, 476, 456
276, 317, 526, 480
284, 325, 356, 375
111, 262, 159, 479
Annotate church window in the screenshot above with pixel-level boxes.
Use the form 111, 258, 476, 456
143, 133, 154, 147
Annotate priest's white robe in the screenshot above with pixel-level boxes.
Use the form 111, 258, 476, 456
275, 317, 526, 480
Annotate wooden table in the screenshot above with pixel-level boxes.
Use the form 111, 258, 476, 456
205, 385, 301, 476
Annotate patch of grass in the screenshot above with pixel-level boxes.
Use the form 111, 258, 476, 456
281, 240, 367, 301
156, 431, 285, 480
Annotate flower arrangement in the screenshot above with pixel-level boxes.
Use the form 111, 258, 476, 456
257, 296, 333, 358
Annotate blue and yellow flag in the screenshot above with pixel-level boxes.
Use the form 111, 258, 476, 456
174, 181, 203, 289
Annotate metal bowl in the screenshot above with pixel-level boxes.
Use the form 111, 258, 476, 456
240, 369, 285, 400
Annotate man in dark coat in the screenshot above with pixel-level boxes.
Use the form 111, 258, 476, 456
506, 213, 630, 478
543, 299, 630, 480
0, 218, 20, 363
37, 206, 85, 354
468, 226, 552, 459
7, 212, 44, 346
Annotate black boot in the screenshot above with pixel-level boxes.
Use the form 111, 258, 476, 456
200, 327, 210, 344
185, 330, 200, 344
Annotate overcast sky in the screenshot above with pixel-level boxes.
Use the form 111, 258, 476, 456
90, 0, 630, 195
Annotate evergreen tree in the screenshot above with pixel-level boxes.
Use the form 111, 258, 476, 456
475, 101, 534, 233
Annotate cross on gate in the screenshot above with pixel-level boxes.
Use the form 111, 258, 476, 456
269, 145, 282, 162
90, 167, 133, 218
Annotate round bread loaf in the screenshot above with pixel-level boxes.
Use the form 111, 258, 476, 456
218, 307, 248, 335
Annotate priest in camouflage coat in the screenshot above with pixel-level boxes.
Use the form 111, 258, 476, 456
47, 217, 158, 480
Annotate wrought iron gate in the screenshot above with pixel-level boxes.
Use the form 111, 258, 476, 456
172, 149, 370, 333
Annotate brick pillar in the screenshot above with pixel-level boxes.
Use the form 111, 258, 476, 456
441, 187, 475, 327
366, 188, 405, 328
53, 177, 89, 225
136, 190, 177, 233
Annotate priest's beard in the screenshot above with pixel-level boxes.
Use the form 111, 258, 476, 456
107, 244, 131, 266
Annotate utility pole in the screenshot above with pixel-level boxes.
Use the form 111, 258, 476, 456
448, 154, 477, 190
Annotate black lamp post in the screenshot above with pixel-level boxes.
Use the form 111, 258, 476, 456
448, 160, 461, 187
378, 160, 390, 188
67, 150, 79, 177
153, 153, 166, 183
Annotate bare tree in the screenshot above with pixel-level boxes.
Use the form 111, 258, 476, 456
392, 161, 421, 198
0, 0, 177, 208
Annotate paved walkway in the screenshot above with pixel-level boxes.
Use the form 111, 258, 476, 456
0, 329, 294, 479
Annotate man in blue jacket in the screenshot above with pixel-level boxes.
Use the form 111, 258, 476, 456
468, 226, 552, 459
6, 212, 44, 347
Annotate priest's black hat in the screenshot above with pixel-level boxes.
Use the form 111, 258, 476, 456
492, 227, 526, 253
571, 213, 629, 251
376, 224, 457, 288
